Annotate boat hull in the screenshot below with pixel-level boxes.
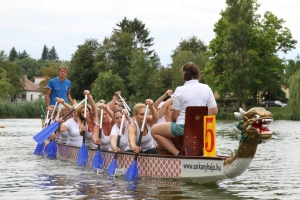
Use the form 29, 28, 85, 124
57, 143, 227, 184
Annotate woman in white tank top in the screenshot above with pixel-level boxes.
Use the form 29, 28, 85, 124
92, 103, 114, 150
110, 109, 132, 152
57, 104, 81, 147
125, 99, 159, 154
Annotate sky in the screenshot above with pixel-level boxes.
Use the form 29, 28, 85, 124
1, 0, 299, 67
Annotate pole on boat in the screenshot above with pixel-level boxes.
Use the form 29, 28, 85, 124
107, 113, 125, 176
125, 104, 149, 181
77, 95, 89, 167
91, 107, 104, 170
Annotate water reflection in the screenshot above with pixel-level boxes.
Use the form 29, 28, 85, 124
0, 119, 300, 199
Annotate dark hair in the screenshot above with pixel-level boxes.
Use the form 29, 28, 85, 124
182, 62, 200, 81
114, 109, 122, 117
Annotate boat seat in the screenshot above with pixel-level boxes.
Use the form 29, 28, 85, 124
171, 106, 208, 156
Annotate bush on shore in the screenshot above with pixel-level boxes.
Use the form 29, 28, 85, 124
0, 99, 45, 119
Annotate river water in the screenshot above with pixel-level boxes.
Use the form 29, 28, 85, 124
0, 118, 299, 199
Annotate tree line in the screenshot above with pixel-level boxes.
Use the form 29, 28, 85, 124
0, 0, 299, 118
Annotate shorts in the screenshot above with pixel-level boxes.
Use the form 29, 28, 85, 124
170, 122, 184, 137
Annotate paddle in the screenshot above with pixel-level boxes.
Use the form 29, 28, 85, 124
125, 105, 149, 181
34, 106, 48, 156
117, 94, 132, 116
33, 99, 85, 144
107, 113, 125, 176
77, 95, 89, 167
0, 126, 5, 128
46, 104, 62, 159
91, 108, 104, 170
47, 102, 58, 126
44, 103, 60, 158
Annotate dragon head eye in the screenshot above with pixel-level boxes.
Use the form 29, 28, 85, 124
254, 114, 260, 119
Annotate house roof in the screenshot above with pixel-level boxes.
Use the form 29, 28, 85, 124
24, 78, 39, 91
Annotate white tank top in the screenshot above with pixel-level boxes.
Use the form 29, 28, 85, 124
85, 129, 96, 149
125, 121, 155, 152
58, 131, 68, 144
110, 122, 129, 152
100, 129, 111, 150
65, 118, 82, 147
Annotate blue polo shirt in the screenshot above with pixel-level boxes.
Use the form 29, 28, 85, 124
47, 77, 72, 105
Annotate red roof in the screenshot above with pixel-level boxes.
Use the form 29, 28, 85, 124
24, 78, 39, 91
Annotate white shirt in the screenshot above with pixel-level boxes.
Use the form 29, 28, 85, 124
125, 121, 155, 152
110, 122, 129, 152
58, 131, 68, 144
100, 129, 111, 150
65, 118, 82, 147
85, 129, 96, 149
173, 80, 217, 124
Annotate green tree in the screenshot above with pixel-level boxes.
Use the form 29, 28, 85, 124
18, 50, 30, 60
69, 39, 99, 100
0, 67, 11, 99
91, 70, 127, 102
41, 45, 49, 60
0, 61, 25, 102
251, 11, 297, 104
287, 69, 300, 120
172, 36, 207, 58
0, 50, 7, 62
49, 46, 59, 60
128, 50, 159, 102
204, 0, 297, 109
155, 67, 173, 96
285, 55, 300, 84
94, 32, 135, 95
16, 57, 41, 81
9, 47, 18, 61
114, 17, 154, 57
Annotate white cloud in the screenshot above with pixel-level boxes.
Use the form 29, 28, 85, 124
0, 0, 298, 65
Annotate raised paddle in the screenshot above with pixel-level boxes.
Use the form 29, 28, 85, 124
44, 102, 59, 157
125, 105, 149, 181
34, 106, 49, 156
33, 99, 85, 144
77, 95, 89, 167
91, 108, 104, 170
46, 104, 62, 159
47, 101, 58, 126
117, 94, 132, 116
107, 113, 125, 176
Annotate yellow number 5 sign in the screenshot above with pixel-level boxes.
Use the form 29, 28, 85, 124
203, 116, 216, 157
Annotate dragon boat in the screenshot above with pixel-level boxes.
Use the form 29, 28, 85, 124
56, 106, 273, 184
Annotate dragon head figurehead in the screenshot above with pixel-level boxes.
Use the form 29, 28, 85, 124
234, 107, 273, 142
224, 107, 273, 176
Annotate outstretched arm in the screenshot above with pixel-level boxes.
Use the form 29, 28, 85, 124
154, 89, 172, 110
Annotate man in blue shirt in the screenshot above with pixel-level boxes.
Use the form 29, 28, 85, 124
45, 66, 74, 109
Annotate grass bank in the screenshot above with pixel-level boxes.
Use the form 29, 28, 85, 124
216, 106, 290, 120
0, 99, 45, 119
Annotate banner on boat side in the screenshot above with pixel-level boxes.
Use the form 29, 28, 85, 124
203, 116, 216, 157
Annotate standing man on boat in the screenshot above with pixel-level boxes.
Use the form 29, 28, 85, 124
45, 66, 74, 110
